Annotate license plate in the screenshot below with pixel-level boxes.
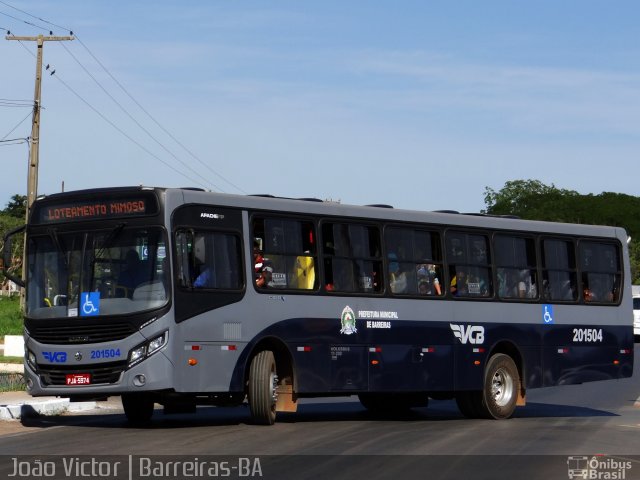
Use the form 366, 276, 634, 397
65, 373, 91, 385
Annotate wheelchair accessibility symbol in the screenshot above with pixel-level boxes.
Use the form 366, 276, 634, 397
80, 292, 100, 316
542, 304, 554, 324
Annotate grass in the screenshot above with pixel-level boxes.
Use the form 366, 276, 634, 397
0, 296, 23, 336
0, 373, 25, 392
1, 356, 23, 364
0, 297, 26, 391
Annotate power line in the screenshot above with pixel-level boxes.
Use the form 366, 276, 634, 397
74, 35, 247, 194
3, 0, 246, 193
0, 9, 49, 32
59, 41, 224, 192
0, 137, 28, 146
0, 0, 71, 32
1, 109, 32, 141
8, 30, 211, 191
0, 99, 33, 107
51, 73, 212, 190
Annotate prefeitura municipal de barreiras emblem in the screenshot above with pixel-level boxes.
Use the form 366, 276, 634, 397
340, 306, 357, 335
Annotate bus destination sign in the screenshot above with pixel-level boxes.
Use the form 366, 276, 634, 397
38, 198, 153, 223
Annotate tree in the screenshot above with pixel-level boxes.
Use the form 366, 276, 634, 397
483, 180, 579, 221
0, 213, 24, 285
0, 194, 26, 285
2, 194, 27, 219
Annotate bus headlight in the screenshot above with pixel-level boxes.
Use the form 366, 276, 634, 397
128, 331, 168, 367
26, 349, 37, 370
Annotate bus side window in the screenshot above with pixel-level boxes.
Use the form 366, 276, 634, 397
578, 241, 621, 304
253, 217, 318, 291
322, 222, 382, 294
175, 229, 242, 290
542, 238, 577, 302
494, 235, 538, 300
445, 231, 492, 298
385, 227, 443, 297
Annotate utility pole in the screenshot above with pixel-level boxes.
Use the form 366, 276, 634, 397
6, 33, 73, 302
6, 33, 74, 217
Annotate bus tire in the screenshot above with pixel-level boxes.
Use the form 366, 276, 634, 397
248, 350, 278, 425
122, 393, 154, 425
455, 391, 482, 418
480, 353, 520, 419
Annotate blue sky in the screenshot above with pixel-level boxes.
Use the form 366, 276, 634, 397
1, 1, 639, 213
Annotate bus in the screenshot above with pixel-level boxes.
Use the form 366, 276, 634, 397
2, 186, 634, 424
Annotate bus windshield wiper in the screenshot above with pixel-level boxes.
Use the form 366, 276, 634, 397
47, 227, 68, 269
94, 223, 126, 261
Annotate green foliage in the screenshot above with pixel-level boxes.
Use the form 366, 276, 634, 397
0, 194, 26, 285
2, 194, 27, 219
0, 297, 23, 336
0, 213, 24, 285
484, 179, 640, 283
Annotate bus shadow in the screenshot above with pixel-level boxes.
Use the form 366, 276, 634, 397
18, 399, 617, 431
282, 400, 618, 423
512, 402, 617, 418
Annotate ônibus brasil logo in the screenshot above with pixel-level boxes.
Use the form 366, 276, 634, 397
450, 323, 485, 344
340, 306, 357, 335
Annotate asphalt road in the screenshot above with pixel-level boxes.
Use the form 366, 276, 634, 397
1, 346, 639, 479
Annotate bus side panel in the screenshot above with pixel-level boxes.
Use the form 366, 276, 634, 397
453, 322, 542, 391
367, 344, 454, 392
542, 324, 633, 386
331, 345, 369, 391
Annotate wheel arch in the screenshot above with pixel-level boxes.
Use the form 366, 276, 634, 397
488, 340, 526, 392
244, 336, 296, 393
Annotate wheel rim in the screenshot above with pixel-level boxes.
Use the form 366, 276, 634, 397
269, 372, 279, 411
491, 367, 514, 407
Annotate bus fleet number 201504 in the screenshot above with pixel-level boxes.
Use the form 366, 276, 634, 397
90, 348, 122, 359
573, 328, 603, 343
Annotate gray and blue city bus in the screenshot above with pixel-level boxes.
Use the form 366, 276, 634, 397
2, 186, 634, 424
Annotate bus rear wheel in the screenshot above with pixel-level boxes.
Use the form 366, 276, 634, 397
455, 391, 482, 418
122, 393, 154, 425
248, 350, 278, 425
480, 353, 519, 419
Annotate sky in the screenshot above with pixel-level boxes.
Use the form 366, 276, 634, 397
1, 1, 639, 214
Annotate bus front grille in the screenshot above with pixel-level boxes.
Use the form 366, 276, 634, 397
29, 323, 136, 344
37, 361, 127, 386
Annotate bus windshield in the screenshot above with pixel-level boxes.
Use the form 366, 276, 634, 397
26, 226, 169, 319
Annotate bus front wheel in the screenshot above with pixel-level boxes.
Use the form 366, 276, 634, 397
248, 350, 278, 425
122, 393, 154, 425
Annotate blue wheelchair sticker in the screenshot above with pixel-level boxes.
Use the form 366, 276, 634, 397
542, 304, 554, 324
80, 292, 100, 316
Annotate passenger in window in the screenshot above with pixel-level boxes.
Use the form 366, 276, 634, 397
450, 269, 468, 296
388, 254, 408, 294
253, 239, 266, 280
417, 264, 442, 295
253, 239, 274, 288
583, 287, 596, 302
194, 266, 213, 288
119, 250, 142, 296
256, 262, 274, 288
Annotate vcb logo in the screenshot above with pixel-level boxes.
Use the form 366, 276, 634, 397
450, 324, 485, 344
42, 351, 67, 363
